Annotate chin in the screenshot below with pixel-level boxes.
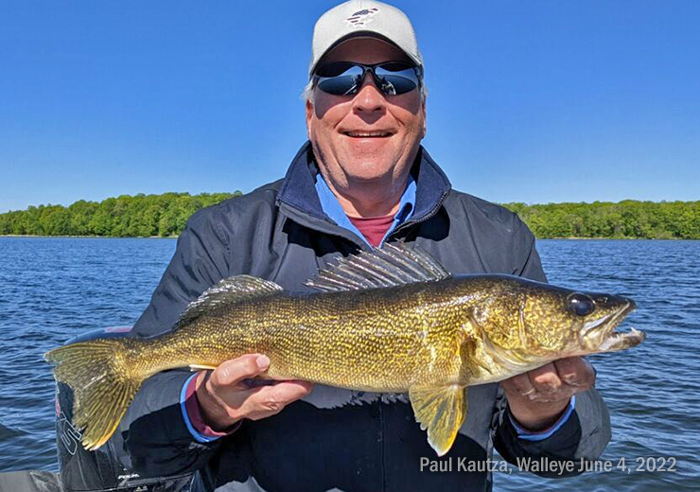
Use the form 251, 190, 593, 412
345, 166, 395, 184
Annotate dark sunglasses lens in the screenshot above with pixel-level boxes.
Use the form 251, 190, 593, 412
315, 62, 357, 77
315, 62, 420, 96
316, 63, 364, 95
375, 63, 419, 95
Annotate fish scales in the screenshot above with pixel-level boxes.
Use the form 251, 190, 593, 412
148, 280, 475, 392
46, 243, 645, 455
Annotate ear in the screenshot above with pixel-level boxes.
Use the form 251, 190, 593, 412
306, 98, 314, 139
420, 98, 427, 139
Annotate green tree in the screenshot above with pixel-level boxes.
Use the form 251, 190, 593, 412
3, 195, 697, 239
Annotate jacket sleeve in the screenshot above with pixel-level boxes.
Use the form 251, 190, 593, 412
113, 208, 232, 477
493, 386, 611, 477
492, 220, 612, 477
132, 207, 231, 338
513, 218, 547, 284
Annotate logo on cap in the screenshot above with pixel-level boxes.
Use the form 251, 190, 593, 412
345, 7, 379, 28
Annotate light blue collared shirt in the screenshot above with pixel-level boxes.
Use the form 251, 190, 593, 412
314, 174, 417, 248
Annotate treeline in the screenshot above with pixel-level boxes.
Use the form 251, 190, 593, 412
1, 195, 698, 239
0, 192, 240, 237
503, 200, 700, 239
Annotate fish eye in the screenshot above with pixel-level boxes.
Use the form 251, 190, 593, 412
567, 293, 595, 316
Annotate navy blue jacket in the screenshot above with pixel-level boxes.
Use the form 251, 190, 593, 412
115, 142, 611, 491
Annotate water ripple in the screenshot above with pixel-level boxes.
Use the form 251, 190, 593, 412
0, 237, 699, 492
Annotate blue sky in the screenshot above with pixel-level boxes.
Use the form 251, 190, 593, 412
1, 0, 698, 213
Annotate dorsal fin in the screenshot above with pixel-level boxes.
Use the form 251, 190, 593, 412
175, 275, 283, 328
304, 242, 451, 293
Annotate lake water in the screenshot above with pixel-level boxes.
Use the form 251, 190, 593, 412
0, 237, 698, 491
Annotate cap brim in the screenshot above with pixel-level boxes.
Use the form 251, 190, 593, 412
309, 32, 422, 77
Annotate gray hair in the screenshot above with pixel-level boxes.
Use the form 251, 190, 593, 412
301, 78, 429, 104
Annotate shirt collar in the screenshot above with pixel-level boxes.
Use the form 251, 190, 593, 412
276, 141, 451, 239
314, 174, 416, 248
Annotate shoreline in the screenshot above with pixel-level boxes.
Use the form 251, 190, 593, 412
0, 235, 694, 241
0, 234, 179, 239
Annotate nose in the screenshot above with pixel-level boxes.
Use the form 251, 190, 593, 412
351, 73, 386, 114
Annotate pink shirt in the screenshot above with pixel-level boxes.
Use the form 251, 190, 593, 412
347, 214, 395, 248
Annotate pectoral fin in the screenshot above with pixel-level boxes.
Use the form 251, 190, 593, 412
409, 385, 468, 457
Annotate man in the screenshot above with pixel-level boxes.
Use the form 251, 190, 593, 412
117, 1, 611, 490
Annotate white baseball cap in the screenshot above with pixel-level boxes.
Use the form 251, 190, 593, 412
309, 0, 424, 78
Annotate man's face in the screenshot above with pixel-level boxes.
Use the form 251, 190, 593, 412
306, 37, 426, 193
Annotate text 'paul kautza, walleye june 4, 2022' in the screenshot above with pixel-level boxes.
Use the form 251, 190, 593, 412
45, 242, 645, 457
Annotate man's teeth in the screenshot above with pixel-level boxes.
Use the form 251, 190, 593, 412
345, 131, 391, 137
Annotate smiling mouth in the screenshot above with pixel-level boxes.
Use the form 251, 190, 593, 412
343, 131, 393, 138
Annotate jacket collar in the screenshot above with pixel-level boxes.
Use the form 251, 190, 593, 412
277, 141, 452, 224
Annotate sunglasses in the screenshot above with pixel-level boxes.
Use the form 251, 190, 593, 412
313, 61, 421, 97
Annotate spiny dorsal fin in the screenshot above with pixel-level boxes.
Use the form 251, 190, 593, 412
304, 242, 451, 293
175, 275, 283, 328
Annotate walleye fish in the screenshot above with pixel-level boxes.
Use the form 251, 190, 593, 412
45, 243, 645, 456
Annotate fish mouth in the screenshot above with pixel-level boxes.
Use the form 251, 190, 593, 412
579, 300, 646, 353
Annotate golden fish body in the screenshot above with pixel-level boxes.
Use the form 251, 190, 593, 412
145, 279, 495, 391
46, 243, 645, 455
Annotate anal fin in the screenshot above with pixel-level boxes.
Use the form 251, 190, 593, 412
189, 364, 218, 371
409, 385, 468, 457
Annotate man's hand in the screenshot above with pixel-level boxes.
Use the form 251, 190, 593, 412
501, 356, 595, 431
195, 354, 314, 431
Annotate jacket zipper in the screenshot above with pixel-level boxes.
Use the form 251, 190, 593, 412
278, 201, 373, 251
382, 189, 451, 245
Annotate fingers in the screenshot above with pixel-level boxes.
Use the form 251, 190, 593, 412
501, 372, 536, 398
553, 357, 595, 388
196, 354, 314, 429
501, 362, 566, 402
209, 354, 271, 390
528, 363, 568, 398
503, 357, 595, 403
502, 357, 597, 431
241, 380, 315, 420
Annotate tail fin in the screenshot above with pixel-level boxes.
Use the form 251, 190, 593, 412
45, 338, 142, 451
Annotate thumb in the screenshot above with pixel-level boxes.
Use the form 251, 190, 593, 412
209, 354, 270, 389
